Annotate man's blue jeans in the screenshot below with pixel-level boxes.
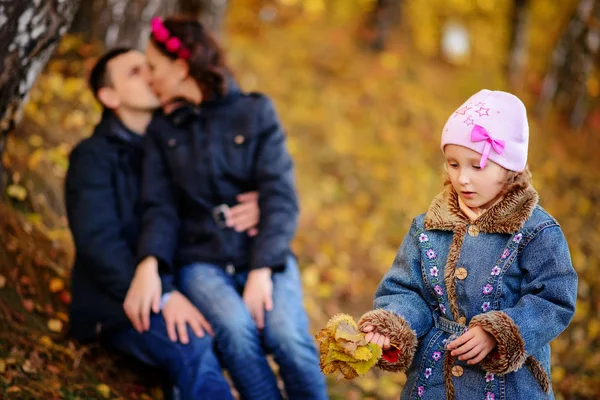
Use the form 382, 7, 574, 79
179, 257, 328, 400
102, 313, 233, 400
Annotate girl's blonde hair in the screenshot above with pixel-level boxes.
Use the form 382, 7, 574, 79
443, 165, 533, 195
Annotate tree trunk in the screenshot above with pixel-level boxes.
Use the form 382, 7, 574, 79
507, 0, 530, 91
362, 0, 403, 51
0, 0, 81, 187
70, 0, 229, 50
536, 0, 600, 127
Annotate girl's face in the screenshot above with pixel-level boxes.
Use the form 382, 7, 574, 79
145, 41, 188, 105
444, 144, 509, 211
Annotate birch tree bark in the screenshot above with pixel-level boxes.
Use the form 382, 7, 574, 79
536, 0, 600, 127
70, 0, 229, 50
0, 0, 81, 185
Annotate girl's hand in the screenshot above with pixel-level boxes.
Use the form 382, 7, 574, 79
243, 267, 273, 330
362, 324, 391, 349
446, 326, 497, 364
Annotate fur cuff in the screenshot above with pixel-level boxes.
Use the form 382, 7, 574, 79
358, 309, 417, 373
469, 311, 526, 374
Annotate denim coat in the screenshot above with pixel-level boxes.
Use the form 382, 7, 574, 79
137, 83, 298, 273
359, 185, 577, 400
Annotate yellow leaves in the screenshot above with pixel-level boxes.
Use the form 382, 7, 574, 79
0, 359, 5, 373
28, 135, 44, 147
47, 319, 63, 333
49, 278, 65, 293
380, 53, 400, 71
7, 184, 28, 201
315, 314, 381, 379
39, 336, 54, 348
0, 274, 6, 289
96, 383, 111, 398
21, 359, 35, 374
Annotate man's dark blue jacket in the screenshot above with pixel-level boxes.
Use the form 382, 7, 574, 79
65, 111, 175, 342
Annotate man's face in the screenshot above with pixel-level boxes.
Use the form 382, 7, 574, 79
103, 51, 160, 111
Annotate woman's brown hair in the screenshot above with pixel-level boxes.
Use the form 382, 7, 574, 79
150, 16, 231, 97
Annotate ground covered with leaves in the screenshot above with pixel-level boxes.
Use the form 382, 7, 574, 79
1, 1, 599, 398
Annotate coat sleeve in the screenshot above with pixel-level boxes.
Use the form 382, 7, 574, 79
137, 129, 181, 274
249, 96, 299, 271
469, 224, 578, 375
359, 220, 434, 372
66, 144, 135, 301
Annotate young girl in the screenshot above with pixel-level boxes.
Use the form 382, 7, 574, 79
359, 89, 577, 399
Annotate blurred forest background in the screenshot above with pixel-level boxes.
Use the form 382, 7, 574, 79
0, 0, 600, 398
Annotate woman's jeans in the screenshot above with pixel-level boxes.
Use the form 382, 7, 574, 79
179, 256, 328, 400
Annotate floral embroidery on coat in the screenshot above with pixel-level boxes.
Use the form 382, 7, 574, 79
415, 228, 449, 316
480, 231, 523, 312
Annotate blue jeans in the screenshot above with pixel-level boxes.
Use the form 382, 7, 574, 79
102, 313, 233, 400
178, 257, 328, 400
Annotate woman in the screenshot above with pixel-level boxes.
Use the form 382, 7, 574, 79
137, 16, 328, 400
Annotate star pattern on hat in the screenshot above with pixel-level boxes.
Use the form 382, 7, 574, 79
454, 105, 472, 116
464, 116, 474, 127
476, 102, 485, 107
475, 106, 490, 117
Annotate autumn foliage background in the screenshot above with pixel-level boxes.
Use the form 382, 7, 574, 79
1, 0, 600, 399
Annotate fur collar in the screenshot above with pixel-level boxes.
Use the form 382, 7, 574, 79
424, 185, 539, 234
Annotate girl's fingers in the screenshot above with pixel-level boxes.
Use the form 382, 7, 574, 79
376, 334, 385, 348
365, 332, 375, 342
383, 336, 391, 350
459, 345, 482, 361
362, 325, 374, 333
447, 330, 473, 350
469, 351, 489, 365
451, 339, 477, 357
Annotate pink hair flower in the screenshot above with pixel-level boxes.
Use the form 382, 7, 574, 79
151, 17, 163, 30
154, 27, 170, 42
166, 37, 182, 52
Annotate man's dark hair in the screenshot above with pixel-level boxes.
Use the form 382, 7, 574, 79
88, 47, 134, 101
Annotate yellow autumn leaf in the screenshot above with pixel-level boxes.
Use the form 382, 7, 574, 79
39, 336, 53, 348
96, 383, 111, 398
6, 184, 27, 201
49, 277, 65, 293
47, 318, 63, 333
27, 149, 44, 170
0, 359, 5, 373
28, 134, 44, 147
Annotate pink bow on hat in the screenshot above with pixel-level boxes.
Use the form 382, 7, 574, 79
471, 124, 506, 169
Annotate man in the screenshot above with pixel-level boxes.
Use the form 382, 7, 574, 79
65, 48, 259, 399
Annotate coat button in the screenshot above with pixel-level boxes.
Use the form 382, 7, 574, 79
468, 225, 480, 237
455, 267, 468, 280
234, 135, 245, 145
457, 316, 467, 325
451, 365, 464, 377
168, 138, 176, 147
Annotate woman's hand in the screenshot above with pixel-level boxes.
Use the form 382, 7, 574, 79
228, 191, 260, 236
362, 324, 391, 349
242, 267, 273, 329
123, 256, 161, 332
162, 291, 213, 343
446, 326, 497, 364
